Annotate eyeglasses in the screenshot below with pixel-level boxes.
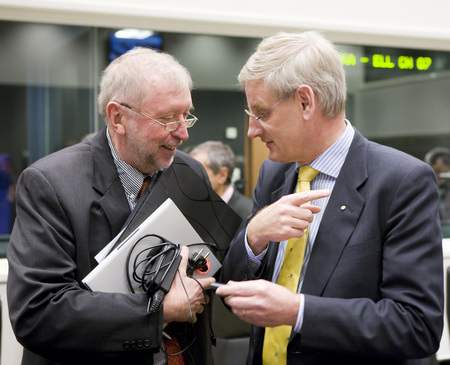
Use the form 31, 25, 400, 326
119, 103, 198, 132
244, 91, 295, 123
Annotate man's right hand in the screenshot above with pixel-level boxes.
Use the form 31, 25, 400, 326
247, 189, 330, 255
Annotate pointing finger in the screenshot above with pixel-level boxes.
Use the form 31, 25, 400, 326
291, 189, 330, 205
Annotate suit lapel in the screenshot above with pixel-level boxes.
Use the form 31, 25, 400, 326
302, 130, 369, 296
263, 166, 298, 279
272, 165, 297, 202
88, 129, 130, 263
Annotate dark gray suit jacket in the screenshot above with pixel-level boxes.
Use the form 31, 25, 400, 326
228, 188, 252, 220
221, 129, 444, 364
7, 128, 214, 365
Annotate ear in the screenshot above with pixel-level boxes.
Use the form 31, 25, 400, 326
106, 102, 127, 135
296, 85, 315, 121
217, 166, 229, 185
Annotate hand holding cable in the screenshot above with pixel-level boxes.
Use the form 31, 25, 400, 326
163, 246, 215, 323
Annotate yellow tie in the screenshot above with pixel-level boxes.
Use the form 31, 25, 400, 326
262, 166, 319, 364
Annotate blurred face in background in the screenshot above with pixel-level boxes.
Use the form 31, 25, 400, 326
191, 151, 228, 195
432, 156, 450, 187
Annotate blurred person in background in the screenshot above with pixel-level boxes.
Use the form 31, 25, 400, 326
190, 140, 252, 220
191, 140, 252, 365
425, 146, 450, 222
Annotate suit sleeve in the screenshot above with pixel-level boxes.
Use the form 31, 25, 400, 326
221, 159, 276, 283
7, 166, 162, 361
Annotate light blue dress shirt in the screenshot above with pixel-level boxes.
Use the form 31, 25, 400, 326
245, 120, 354, 332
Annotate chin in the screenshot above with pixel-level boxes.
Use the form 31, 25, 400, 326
159, 156, 175, 170
267, 151, 281, 162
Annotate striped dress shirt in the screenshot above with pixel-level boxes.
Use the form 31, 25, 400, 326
246, 120, 354, 333
106, 128, 153, 210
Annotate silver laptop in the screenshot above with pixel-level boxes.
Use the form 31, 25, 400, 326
82, 198, 220, 294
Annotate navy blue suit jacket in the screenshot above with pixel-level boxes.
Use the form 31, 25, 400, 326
221, 129, 444, 364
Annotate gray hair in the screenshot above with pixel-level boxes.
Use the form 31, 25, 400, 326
98, 47, 193, 121
190, 141, 235, 185
238, 31, 347, 118
425, 147, 450, 166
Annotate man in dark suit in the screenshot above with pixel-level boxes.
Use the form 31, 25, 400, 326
217, 31, 444, 364
190, 140, 252, 220
7, 47, 217, 364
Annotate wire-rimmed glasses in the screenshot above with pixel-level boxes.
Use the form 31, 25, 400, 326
119, 102, 197, 132
244, 91, 295, 123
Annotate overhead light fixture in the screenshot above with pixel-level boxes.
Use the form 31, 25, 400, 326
114, 28, 154, 40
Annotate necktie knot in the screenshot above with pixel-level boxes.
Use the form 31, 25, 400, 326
138, 176, 151, 198
298, 166, 319, 183
297, 166, 319, 194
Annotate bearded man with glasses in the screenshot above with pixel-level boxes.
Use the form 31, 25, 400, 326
7, 47, 241, 365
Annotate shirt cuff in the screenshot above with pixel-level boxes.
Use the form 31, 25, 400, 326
293, 293, 305, 333
244, 226, 267, 273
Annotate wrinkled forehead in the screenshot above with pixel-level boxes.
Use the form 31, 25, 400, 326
244, 79, 278, 107
141, 82, 193, 114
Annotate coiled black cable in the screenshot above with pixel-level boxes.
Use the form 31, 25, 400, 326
125, 234, 218, 362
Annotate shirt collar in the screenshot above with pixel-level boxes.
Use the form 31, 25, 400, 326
106, 128, 149, 206
297, 119, 354, 178
221, 185, 234, 203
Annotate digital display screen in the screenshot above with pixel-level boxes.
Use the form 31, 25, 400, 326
339, 45, 450, 82
341, 52, 433, 71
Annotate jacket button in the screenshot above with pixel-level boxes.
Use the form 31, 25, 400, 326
123, 341, 130, 349
144, 339, 151, 347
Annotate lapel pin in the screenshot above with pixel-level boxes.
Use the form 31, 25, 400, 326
340, 205, 346, 211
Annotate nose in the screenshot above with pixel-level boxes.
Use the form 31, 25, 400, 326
172, 121, 189, 141
247, 117, 263, 139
